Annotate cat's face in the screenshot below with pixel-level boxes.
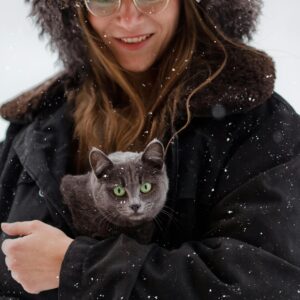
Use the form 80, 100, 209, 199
89, 139, 169, 227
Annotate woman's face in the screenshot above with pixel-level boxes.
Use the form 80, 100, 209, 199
87, 0, 180, 73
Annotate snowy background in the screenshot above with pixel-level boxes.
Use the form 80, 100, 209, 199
0, 0, 299, 141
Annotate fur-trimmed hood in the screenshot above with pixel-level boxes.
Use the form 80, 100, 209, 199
0, 0, 275, 122
24, 0, 264, 77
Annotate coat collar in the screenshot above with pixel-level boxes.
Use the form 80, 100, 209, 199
0, 45, 275, 123
0, 71, 76, 124
176, 44, 275, 119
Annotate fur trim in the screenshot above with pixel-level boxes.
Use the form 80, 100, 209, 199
0, 44, 275, 122
0, 71, 75, 123
201, 0, 263, 41
0, 0, 273, 122
180, 45, 276, 118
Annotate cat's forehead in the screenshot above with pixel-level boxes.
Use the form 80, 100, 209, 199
105, 158, 159, 180
108, 152, 142, 175
108, 151, 141, 163
109, 161, 149, 176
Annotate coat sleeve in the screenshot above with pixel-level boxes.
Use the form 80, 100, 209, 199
0, 141, 4, 169
0, 122, 23, 178
58, 152, 300, 300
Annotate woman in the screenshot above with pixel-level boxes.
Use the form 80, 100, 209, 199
0, 0, 299, 299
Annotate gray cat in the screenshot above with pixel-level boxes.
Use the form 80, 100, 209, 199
60, 138, 169, 244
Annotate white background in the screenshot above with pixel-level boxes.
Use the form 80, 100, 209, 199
0, 0, 299, 141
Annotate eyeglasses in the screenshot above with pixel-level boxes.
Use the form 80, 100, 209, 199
84, 0, 170, 17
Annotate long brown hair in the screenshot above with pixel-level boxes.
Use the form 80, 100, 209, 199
68, 0, 255, 173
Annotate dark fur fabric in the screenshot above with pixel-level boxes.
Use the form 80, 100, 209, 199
178, 43, 275, 118
0, 0, 275, 121
201, 0, 263, 41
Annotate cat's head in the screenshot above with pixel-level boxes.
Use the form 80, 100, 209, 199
88, 139, 169, 227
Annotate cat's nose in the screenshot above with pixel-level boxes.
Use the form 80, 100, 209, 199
130, 204, 141, 212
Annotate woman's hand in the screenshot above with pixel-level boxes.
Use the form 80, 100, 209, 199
1, 220, 74, 294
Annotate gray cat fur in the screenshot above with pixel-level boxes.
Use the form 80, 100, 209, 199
60, 138, 169, 244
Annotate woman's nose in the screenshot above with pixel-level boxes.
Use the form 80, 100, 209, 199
117, 0, 142, 23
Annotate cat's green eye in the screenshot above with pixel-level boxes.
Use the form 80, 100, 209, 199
113, 185, 126, 197
140, 182, 152, 194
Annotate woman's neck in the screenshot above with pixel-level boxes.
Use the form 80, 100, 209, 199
127, 69, 157, 101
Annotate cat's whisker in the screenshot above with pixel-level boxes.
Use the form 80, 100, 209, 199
160, 210, 172, 219
161, 205, 180, 221
108, 213, 123, 230
112, 210, 126, 227
163, 205, 177, 214
92, 211, 105, 225
97, 214, 111, 230
160, 206, 175, 218
107, 210, 119, 222
159, 209, 176, 223
146, 203, 155, 212
160, 208, 181, 229
153, 216, 163, 233
101, 210, 117, 229
99, 210, 110, 222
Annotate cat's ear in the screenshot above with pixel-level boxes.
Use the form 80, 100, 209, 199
89, 147, 113, 178
141, 138, 165, 170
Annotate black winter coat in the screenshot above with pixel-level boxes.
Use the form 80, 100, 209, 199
0, 72, 300, 300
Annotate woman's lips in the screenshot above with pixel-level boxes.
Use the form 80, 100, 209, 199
113, 33, 154, 51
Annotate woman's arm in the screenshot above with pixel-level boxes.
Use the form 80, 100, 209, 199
58, 154, 300, 299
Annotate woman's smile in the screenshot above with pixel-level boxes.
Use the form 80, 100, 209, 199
113, 33, 154, 51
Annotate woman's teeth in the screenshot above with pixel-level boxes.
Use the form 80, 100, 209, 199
120, 34, 151, 44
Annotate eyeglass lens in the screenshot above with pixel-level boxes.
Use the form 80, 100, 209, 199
85, 0, 169, 17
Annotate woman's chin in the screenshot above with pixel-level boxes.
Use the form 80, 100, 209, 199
118, 59, 154, 73
123, 66, 149, 73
